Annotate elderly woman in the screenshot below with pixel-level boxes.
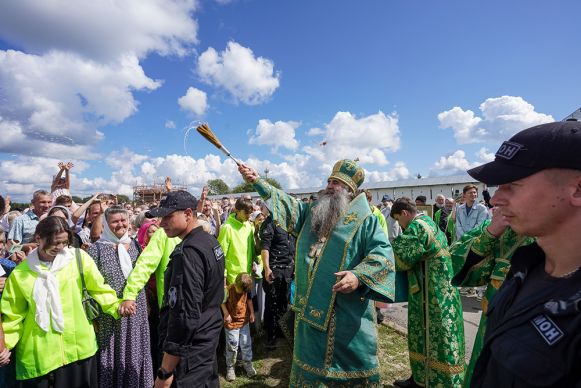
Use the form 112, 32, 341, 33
0, 216, 120, 387
87, 206, 152, 388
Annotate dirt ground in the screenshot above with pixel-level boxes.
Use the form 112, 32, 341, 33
218, 323, 411, 387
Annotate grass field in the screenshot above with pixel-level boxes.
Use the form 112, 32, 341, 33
218, 323, 411, 387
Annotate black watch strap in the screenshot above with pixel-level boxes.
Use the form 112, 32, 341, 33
157, 367, 174, 380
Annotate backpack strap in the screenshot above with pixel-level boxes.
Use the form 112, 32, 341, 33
75, 247, 88, 292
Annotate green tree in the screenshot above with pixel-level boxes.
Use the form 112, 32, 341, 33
231, 181, 254, 194
264, 178, 282, 189
207, 179, 230, 195
230, 178, 282, 194
71, 196, 84, 203
116, 194, 130, 204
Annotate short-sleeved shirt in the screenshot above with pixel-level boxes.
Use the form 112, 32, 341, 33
8, 210, 40, 243
224, 284, 250, 330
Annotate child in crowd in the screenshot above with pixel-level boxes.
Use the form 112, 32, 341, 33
221, 273, 256, 381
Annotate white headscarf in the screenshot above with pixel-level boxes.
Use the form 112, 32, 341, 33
27, 248, 74, 333
97, 214, 133, 279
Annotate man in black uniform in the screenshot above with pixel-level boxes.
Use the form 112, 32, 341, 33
259, 203, 295, 348
148, 191, 225, 388
466, 120, 581, 387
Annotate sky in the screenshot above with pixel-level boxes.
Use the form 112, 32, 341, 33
0, 0, 579, 202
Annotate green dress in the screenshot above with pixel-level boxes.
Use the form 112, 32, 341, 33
449, 220, 533, 387
253, 180, 395, 387
391, 214, 465, 387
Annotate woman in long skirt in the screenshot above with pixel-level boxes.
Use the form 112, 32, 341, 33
87, 206, 153, 388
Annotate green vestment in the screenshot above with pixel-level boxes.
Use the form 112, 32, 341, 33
253, 180, 395, 387
449, 220, 533, 386
392, 214, 465, 387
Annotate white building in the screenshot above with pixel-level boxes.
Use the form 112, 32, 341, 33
363, 174, 492, 205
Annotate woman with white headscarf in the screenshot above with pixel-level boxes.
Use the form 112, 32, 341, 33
87, 206, 153, 388
0, 216, 120, 387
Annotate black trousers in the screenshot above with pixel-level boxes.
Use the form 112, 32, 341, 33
18, 356, 97, 388
173, 356, 219, 388
263, 266, 292, 342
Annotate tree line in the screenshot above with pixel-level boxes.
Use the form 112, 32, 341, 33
207, 178, 282, 195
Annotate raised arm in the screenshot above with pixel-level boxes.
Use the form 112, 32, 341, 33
197, 186, 208, 214
63, 162, 73, 190
51, 162, 66, 192
72, 193, 100, 224
90, 201, 107, 242
238, 163, 309, 236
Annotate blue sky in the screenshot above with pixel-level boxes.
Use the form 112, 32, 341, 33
0, 0, 579, 201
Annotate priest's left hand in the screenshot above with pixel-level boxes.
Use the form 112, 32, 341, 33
333, 271, 359, 293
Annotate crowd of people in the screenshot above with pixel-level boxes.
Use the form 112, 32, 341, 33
0, 120, 579, 387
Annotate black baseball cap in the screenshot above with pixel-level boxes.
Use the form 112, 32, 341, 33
146, 190, 198, 218
382, 194, 392, 202
468, 120, 581, 185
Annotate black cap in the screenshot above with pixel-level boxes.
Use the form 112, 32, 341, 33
146, 190, 198, 218
468, 121, 581, 185
382, 194, 392, 202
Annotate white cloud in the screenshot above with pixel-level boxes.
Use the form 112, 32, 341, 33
306, 111, 401, 166
165, 120, 176, 129
197, 41, 280, 105
0, 0, 199, 62
307, 127, 324, 136
178, 87, 208, 116
0, 50, 161, 158
0, 0, 199, 159
438, 107, 483, 144
249, 119, 300, 151
429, 150, 480, 176
106, 148, 148, 173
365, 162, 411, 183
0, 156, 90, 199
0, 116, 100, 159
438, 96, 554, 144
476, 147, 494, 163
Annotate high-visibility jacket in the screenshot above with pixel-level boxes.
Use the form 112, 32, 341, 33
0, 247, 120, 380
372, 206, 389, 237
218, 213, 255, 285
122, 227, 181, 307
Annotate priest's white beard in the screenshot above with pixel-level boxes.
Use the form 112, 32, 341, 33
311, 188, 351, 240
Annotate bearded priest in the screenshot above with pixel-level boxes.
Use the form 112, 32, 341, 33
238, 159, 395, 386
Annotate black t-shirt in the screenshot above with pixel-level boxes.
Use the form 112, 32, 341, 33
259, 216, 295, 265
511, 260, 571, 307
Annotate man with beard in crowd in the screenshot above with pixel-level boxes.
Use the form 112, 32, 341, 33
238, 159, 395, 386
433, 193, 445, 219
434, 197, 455, 244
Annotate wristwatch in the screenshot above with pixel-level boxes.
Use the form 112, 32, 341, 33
157, 367, 174, 380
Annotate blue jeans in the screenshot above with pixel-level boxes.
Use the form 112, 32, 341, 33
224, 324, 252, 368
